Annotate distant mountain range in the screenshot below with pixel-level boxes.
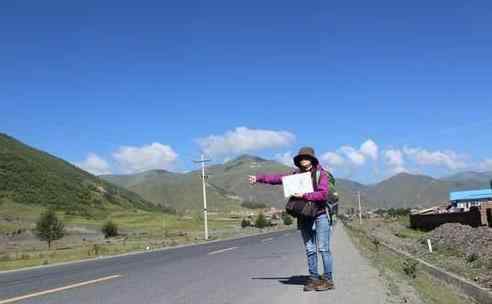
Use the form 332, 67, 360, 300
101, 155, 289, 212
441, 171, 492, 183
102, 155, 492, 211
352, 172, 490, 209
0, 133, 157, 217
2, 133, 491, 214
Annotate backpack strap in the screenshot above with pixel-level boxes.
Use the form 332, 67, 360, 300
316, 167, 335, 186
315, 167, 338, 225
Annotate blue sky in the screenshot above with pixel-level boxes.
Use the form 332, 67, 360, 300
2, 1, 492, 183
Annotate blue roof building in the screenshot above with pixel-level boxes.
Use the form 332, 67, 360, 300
450, 189, 492, 210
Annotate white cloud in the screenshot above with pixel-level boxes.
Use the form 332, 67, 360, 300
324, 139, 379, 167
360, 139, 379, 160
321, 152, 345, 167
318, 139, 379, 172
384, 149, 404, 167
480, 159, 492, 171
196, 127, 295, 157
403, 147, 468, 170
274, 151, 294, 167
340, 146, 366, 166
75, 153, 112, 175
384, 149, 407, 174
113, 142, 178, 174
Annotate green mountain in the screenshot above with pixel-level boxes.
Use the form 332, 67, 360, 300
204, 157, 490, 210
102, 155, 370, 211
102, 168, 244, 212
101, 169, 180, 189
0, 133, 157, 217
6, 132, 486, 216
345, 172, 492, 210
102, 155, 492, 212
365, 173, 446, 209
102, 155, 288, 211
206, 155, 289, 207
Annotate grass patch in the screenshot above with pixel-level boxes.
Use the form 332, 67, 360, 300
345, 222, 474, 304
1, 205, 290, 271
396, 227, 426, 240
415, 272, 474, 304
0, 242, 148, 271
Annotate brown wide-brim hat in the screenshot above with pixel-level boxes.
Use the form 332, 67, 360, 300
293, 147, 319, 168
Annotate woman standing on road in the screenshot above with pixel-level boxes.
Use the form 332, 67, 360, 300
248, 147, 334, 292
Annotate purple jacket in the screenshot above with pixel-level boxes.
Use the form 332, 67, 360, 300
256, 165, 330, 205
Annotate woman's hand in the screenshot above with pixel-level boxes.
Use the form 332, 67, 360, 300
292, 193, 304, 199
248, 175, 257, 184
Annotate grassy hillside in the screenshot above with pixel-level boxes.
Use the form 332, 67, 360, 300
102, 154, 492, 212
103, 155, 365, 211
102, 169, 243, 212
101, 170, 180, 188
102, 155, 288, 211
206, 155, 291, 208
368, 173, 441, 208
0, 133, 157, 217
351, 173, 492, 210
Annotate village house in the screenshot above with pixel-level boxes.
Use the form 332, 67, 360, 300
449, 189, 492, 211
410, 185, 492, 230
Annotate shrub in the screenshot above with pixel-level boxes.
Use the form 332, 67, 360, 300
255, 212, 269, 228
94, 244, 102, 255
371, 238, 380, 251
102, 220, 118, 238
402, 259, 417, 279
466, 253, 479, 264
35, 209, 65, 248
241, 218, 251, 228
282, 214, 293, 226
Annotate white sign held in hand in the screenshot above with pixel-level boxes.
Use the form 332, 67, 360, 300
281, 172, 314, 198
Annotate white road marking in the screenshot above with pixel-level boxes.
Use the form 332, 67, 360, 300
261, 238, 273, 242
0, 274, 122, 304
208, 247, 238, 255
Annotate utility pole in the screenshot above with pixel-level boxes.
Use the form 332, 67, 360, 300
161, 212, 165, 236
161, 199, 166, 236
357, 191, 362, 225
194, 154, 211, 240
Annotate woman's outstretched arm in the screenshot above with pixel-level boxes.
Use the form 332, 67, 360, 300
253, 172, 292, 185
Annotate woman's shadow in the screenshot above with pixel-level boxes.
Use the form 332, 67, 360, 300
251, 275, 309, 286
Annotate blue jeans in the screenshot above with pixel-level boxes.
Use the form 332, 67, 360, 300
300, 213, 333, 280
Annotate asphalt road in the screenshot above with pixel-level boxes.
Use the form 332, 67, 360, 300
0, 225, 387, 304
